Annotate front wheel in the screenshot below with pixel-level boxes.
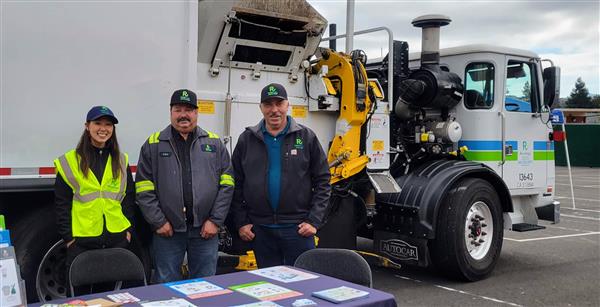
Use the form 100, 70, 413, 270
431, 177, 504, 281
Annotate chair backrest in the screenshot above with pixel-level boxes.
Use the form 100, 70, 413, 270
294, 248, 373, 288
69, 248, 147, 296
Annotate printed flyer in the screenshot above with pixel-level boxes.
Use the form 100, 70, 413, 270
230, 281, 302, 301
312, 286, 369, 303
141, 298, 197, 307
0, 247, 24, 307
165, 278, 232, 299
248, 266, 318, 283
231, 302, 283, 307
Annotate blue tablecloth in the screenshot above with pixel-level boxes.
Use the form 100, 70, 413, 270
33, 266, 397, 306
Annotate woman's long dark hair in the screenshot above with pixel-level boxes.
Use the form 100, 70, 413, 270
75, 124, 122, 180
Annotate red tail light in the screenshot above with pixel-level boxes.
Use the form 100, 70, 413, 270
552, 131, 566, 142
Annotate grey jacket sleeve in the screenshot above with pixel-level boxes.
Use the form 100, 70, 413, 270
208, 140, 234, 226
306, 131, 332, 229
135, 140, 168, 230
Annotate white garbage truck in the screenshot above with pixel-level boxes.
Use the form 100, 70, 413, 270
1, 0, 560, 302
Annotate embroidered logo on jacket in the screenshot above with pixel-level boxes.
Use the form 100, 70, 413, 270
294, 138, 304, 149
201, 144, 216, 152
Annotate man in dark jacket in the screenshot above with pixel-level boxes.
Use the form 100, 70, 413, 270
136, 89, 234, 282
231, 83, 331, 268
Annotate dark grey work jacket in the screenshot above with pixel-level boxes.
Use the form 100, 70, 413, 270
231, 117, 331, 229
136, 125, 234, 232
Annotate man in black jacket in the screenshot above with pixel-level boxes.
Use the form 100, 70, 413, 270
231, 83, 331, 268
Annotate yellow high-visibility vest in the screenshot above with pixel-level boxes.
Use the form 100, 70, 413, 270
54, 149, 131, 237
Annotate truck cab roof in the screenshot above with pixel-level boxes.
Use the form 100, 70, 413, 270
409, 44, 540, 61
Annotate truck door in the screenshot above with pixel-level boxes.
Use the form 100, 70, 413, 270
501, 58, 548, 192
459, 61, 503, 177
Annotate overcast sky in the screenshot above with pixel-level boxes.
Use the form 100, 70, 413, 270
307, 0, 599, 98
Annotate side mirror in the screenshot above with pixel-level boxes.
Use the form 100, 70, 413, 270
543, 66, 560, 107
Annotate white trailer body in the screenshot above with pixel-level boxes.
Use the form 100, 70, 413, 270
1, 1, 198, 186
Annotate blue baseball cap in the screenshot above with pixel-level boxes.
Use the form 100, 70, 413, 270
86, 106, 118, 124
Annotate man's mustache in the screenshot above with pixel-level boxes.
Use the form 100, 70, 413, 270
177, 117, 191, 123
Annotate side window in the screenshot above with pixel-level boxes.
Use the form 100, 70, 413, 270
505, 61, 539, 113
464, 63, 495, 109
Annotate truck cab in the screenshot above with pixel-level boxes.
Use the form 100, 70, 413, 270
414, 45, 560, 229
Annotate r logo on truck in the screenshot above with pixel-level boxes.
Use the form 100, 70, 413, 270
380, 239, 419, 261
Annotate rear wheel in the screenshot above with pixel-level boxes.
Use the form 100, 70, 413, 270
12, 207, 65, 302
431, 177, 503, 281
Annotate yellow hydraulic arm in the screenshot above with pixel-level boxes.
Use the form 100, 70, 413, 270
314, 49, 372, 184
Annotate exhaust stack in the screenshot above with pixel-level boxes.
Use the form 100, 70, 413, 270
412, 15, 451, 66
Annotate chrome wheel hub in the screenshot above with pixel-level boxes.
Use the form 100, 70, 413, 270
465, 201, 493, 260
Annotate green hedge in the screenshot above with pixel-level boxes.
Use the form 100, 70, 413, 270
553, 124, 600, 167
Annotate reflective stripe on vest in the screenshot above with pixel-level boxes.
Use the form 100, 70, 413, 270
54, 150, 131, 237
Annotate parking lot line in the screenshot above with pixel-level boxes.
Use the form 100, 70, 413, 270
394, 275, 522, 306
561, 207, 600, 213
556, 175, 599, 179
555, 183, 600, 188
555, 196, 600, 203
505, 232, 600, 242
561, 214, 600, 221
546, 225, 591, 232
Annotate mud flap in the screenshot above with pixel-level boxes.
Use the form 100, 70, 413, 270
374, 230, 430, 267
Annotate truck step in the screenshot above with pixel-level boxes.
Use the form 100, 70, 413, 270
512, 223, 546, 232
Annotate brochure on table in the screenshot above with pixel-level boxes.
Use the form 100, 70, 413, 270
140, 298, 197, 307
312, 286, 370, 304
107, 291, 141, 303
248, 266, 319, 283
165, 278, 233, 299
230, 281, 302, 301
0, 246, 25, 307
232, 301, 283, 307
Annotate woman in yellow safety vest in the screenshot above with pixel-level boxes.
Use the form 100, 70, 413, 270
54, 106, 135, 282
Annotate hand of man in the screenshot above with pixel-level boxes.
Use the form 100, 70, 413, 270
156, 221, 173, 237
238, 224, 255, 242
298, 222, 317, 237
66, 239, 75, 248
201, 219, 219, 239
126, 231, 132, 242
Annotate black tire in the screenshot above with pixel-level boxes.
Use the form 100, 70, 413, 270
12, 206, 152, 302
430, 177, 504, 281
11, 207, 64, 303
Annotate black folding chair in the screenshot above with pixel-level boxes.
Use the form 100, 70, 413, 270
68, 247, 147, 296
294, 248, 373, 288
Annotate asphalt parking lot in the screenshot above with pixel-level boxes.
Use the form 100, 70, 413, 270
368, 166, 600, 306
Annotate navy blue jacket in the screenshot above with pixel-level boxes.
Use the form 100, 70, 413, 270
231, 117, 331, 229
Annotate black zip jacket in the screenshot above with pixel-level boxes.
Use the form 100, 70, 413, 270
231, 117, 331, 229
55, 147, 135, 242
